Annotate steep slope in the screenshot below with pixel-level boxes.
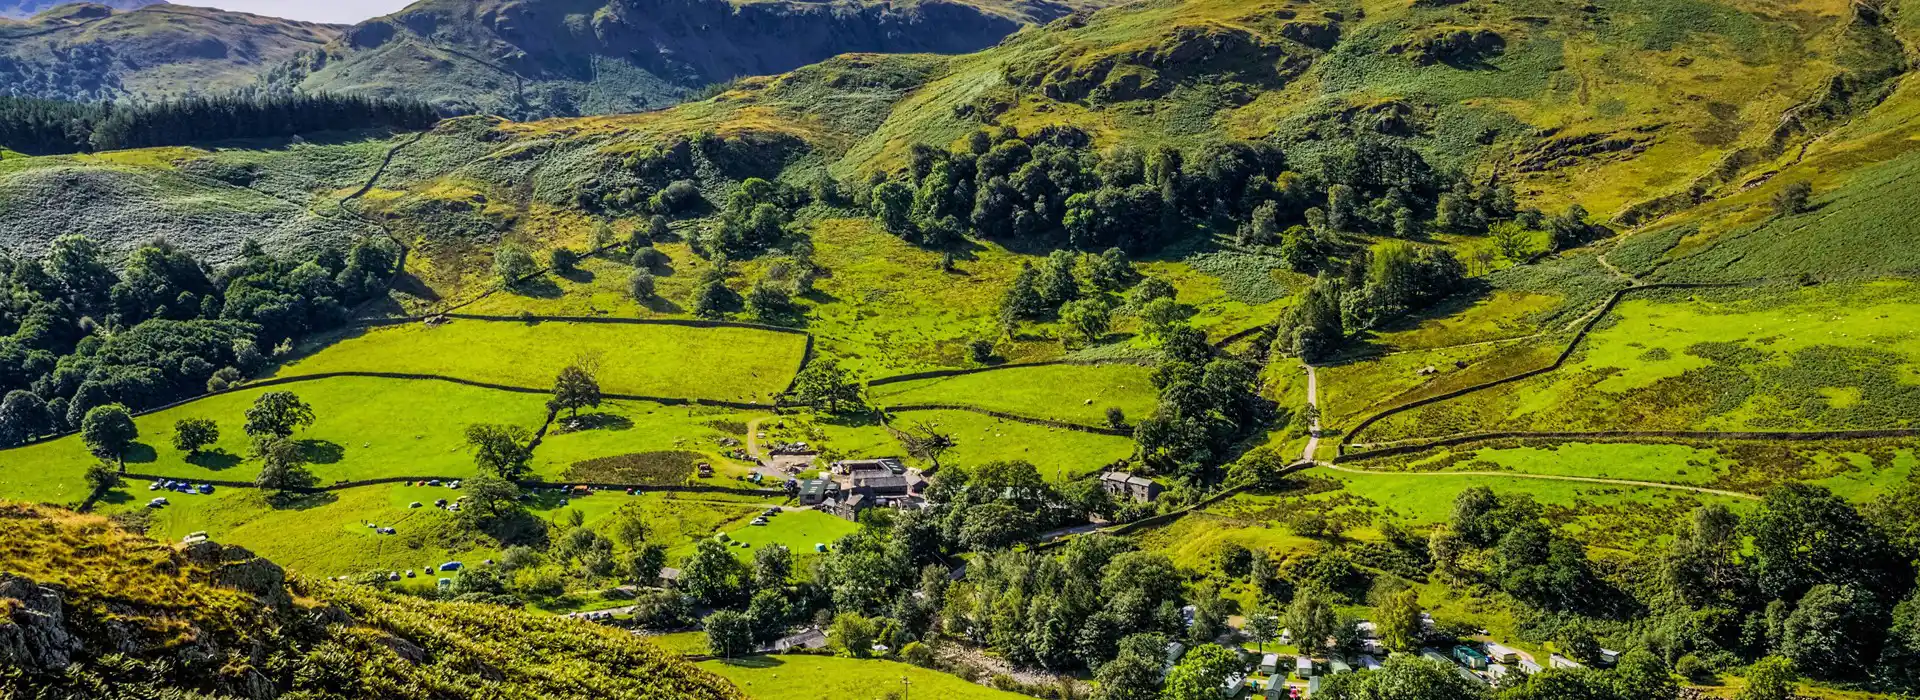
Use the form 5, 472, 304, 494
0, 0, 162, 19
0, 3, 341, 102
274, 0, 1080, 118
0, 500, 744, 699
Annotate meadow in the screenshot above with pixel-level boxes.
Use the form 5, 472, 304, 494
717, 509, 862, 560
113, 483, 493, 578
700, 656, 1029, 700
282, 319, 810, 404
97, 481, 785, 579
889, 409, 1137, 481
0, 377, 554, 488
1370, 440, 1919, 503
867, 363, 1159, 426
1362, 281, 1920, 442
1230, 467, 1756, 556
533, 401, 770, 483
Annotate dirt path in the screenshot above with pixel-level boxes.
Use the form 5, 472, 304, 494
745, 416, 768, 463
1302, 365, 1322, 463
1316, 462, 1759, 500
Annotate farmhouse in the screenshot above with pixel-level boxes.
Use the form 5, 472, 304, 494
850, 473, 911, 498
824, 493, 871, 521
797, 479, 839, 505
1100, 471, 1161, 503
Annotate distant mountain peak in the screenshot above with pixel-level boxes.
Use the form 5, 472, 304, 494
0, 0, 166, 20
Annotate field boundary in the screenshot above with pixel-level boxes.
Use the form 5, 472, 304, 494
1338, 281, 1751, 454
118, 471, 783, 497
351, 313, 813, 337
866, 358, 1154, 387
1336, 429, 1920, 462
882, 403, 1132, 436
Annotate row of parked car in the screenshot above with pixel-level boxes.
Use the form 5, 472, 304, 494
146, 479, 215, 508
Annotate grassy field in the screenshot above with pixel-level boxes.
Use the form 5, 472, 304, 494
868, 363, 1158, 426
110, 484, 493, 579
1365, 281, 1920, 441
700, 656, 1028, 700
1374, 440, 1919, 502
1312, 468, 1754, 554
534, 401, 770, 484
891, 409, 1136, 482
97, 481, 782, 579
283, 319, 809, 404
0, 377, 553, 488
718, 509, 861, 560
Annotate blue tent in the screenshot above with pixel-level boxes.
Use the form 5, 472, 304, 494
439, 561, 463, 572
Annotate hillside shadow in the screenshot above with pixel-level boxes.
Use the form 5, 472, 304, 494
642, 296, 685, 314
713, 656, 784, 669
267, 491, 338, 511
389, 271, 440, 304
186, 450, 242, 471
122, 443, 158, 464
1338, 285, 1496, 359
512, 276, 564, 299
297, 440, 346, 465
557, 413, 634, 433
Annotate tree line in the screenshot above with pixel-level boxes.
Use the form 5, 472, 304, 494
0, 93, 437, 155
0, 234, 399, 449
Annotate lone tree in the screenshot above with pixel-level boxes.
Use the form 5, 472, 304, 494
83, 464, 121, 494
172, 418, 219, 455
549, 361, 602, 419
244, 391, 314, 442
466, 423, 535, 480
900, 420, 956, 468
1773, 181, 1813, 218
254, 437, 316, 492
789, 359, 862, 414
493, 244, 537, 285
80, 404, 137, 468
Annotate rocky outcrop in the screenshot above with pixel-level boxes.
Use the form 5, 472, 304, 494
182, 542, 293, 611
1389, 27, 1505, 66
0, 576, 83, 673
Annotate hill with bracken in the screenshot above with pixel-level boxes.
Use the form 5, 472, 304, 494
0, 500, 744, 699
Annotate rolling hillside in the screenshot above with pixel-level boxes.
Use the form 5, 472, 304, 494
273, 0, 1098, 118
0, 3, 342, 102
0, 0, 162, 19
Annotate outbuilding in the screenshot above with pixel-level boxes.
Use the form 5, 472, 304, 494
1295, 656, 1314, 679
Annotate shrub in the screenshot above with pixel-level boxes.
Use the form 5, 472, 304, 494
628, 271, 656, 300
549, 248, 579, 274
